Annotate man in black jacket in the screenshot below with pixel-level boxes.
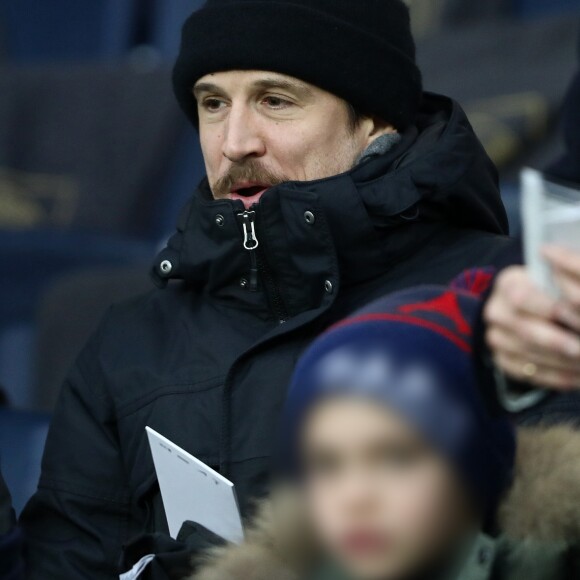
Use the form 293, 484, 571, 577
21, 1, 518, 577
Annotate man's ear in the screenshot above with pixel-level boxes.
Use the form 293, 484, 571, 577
363, 117, 397, 147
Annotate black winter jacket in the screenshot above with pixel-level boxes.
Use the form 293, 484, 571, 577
21, 94, 516, 578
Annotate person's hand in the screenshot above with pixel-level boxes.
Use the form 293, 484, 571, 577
484, 249, 580, 390
121, 521, 225, 579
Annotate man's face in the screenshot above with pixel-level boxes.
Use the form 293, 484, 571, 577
302, 398, 476, 580
194, 70, 390, 208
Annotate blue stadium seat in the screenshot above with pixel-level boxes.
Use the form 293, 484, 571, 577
0, 231, 155, 329
0, 409, 50, 515
0, 0, 137, 63
142, 1, 208, 238
0, 326, 35, 410
514, 0, 580, 19
0, 61, 191, 405
153, 128, 206, 239
0, 231, 155, 410
0, 64, 187, 239
150, 0, 206, 59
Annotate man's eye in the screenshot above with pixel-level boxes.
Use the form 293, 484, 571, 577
203, 98, 226, 113
262, 96, 292, 110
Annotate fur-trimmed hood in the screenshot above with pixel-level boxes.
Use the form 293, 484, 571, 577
190, 425, 580, 580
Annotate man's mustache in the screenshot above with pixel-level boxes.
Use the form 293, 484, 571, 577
212, 162, 290, 199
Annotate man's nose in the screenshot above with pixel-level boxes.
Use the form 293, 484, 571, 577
222, 105, 266, 162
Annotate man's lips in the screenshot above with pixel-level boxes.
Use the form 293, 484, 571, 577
228, 182, 271, 209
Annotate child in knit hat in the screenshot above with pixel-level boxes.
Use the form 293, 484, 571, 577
193, 271, 580, 580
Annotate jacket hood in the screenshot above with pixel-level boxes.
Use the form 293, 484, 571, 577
191, 425, 580, 580
152, 94, 507, 312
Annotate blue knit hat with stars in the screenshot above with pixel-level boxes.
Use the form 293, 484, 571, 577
283, 269, 516, 516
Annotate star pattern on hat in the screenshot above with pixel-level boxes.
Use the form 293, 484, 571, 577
399, 291, 472, 336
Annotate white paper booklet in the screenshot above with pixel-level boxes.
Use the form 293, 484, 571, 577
521, 168, 580, 297
145, 427, 244, 543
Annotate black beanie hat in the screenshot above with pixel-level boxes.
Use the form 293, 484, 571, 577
173, 0, 423, 131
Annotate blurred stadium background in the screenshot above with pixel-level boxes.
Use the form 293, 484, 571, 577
0, 0, 578, 513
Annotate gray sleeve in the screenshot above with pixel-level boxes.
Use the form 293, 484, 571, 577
494, 367, 549, 413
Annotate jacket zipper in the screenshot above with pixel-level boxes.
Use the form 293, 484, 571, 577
237, 210, 288, 324
238, 210, 260, 292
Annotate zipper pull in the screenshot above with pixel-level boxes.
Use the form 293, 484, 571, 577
238, 211, 259, 251
238, 211, 259, 292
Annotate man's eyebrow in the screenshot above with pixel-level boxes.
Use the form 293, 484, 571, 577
193, 82, 226, 98
252, 78, 314, 99
192, 78, 315, 100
